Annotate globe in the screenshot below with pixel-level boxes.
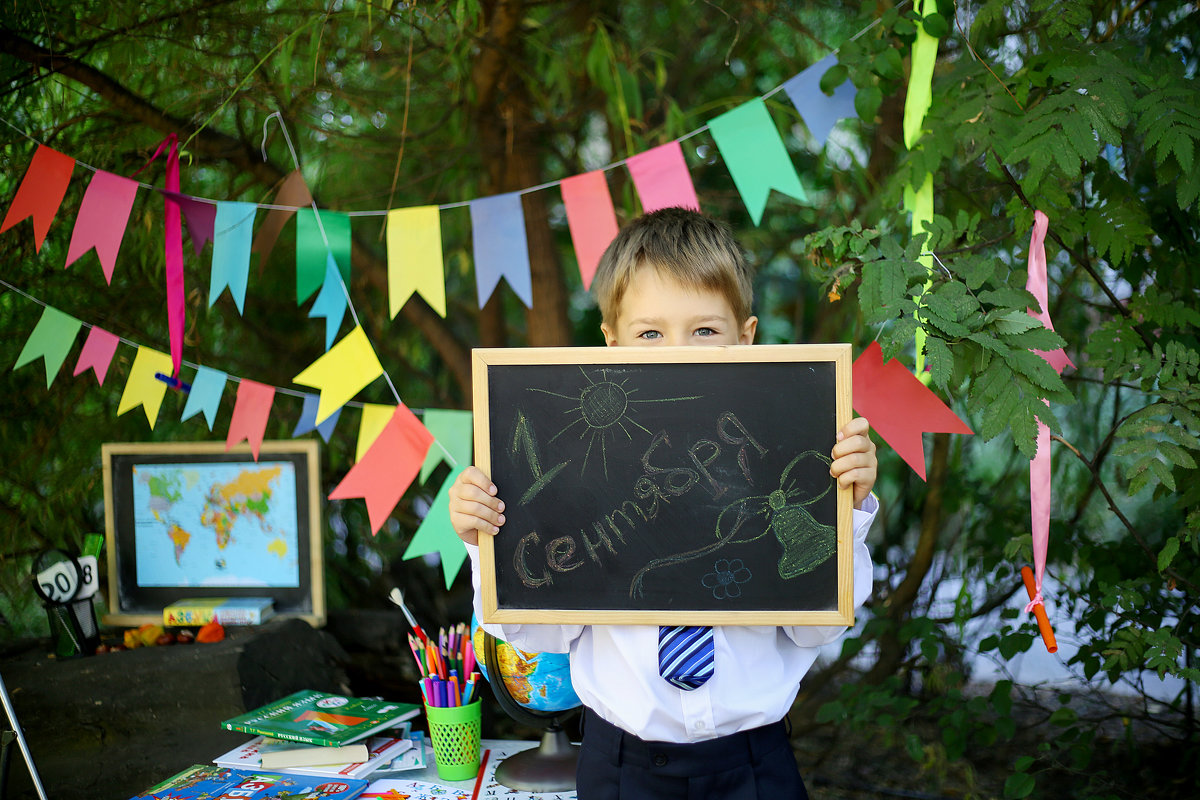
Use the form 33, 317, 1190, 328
469, 616, 581, 714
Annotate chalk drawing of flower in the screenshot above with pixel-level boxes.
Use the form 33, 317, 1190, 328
702, 558, 752, 600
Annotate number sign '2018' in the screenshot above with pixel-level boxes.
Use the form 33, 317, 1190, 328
474, 344, 854, 626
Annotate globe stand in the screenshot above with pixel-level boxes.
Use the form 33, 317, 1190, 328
483, 631, 579, 792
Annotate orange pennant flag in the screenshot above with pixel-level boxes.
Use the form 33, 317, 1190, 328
328, 404, 434, 534
226, 379, 276, 461
252, 170, 312, 271
1, 145, 75, 251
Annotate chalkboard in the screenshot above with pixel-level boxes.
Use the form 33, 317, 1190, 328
473, 344, 853, 626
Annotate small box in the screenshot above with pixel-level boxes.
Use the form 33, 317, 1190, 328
162, 597, 275, 626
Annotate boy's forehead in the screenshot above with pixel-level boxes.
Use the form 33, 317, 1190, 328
616, 265, 734, 318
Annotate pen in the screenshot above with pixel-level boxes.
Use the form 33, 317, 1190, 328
154, 372, 192, 392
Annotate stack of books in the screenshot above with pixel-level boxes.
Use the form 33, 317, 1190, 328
130, 689, 426, 798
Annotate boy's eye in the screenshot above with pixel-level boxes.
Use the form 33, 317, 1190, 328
694, 327, 718, 337
637, 330, 662, 340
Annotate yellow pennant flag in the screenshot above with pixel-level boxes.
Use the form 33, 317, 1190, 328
356, 403, 396, 462
293, 325, 384, 425
387, 206, 446, 318
117, 346, 173, 428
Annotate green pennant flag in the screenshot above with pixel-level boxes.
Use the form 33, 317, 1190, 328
403, 466, 469, 590
15, 306, 83, 388
296, 209, 351, 304
708, 98, 807, 226
419, 409, 473, 484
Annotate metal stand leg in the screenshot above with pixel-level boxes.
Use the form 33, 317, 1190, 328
0, 670, 48, 800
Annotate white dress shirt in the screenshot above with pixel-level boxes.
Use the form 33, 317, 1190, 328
468, 494, 878, 744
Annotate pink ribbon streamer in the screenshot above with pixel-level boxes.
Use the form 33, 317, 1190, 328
1024, 211, 1071, 614
135, 135, 185, 377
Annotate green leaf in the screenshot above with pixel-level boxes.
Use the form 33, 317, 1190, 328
856, 85, 883, 122
819, 63, 849, 96
993, 311, 1040, 335
1004, 772, 1036, 799
1158, 536, 1180, 572
924, 336, 954, 388
922, 13, 950, 39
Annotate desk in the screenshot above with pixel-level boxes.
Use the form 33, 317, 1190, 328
365, 739, 577, 800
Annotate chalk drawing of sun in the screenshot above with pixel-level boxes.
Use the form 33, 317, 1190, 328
528, 367, 700, 479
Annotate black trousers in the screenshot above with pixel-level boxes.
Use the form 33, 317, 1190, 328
576, 708, 810, 800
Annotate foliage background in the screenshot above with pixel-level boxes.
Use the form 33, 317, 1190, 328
1, 1, 1197, 798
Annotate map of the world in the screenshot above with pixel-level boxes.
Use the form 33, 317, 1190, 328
132, 461, 300, 588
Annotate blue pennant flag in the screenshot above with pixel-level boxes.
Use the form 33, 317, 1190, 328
469, 192, 532, 308
209, 202, 256, 313
180, 366, 227, 430
308, 252, 349, 351
292, 392, 341, 442
782, 54, 858, 149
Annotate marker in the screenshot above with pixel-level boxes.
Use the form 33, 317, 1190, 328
154, 372, 191, 393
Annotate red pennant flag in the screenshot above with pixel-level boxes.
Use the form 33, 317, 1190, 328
64, 170, 139, 283
561, 170, 619, 290
1, 145, 76, 251
626, 141, 700, 213
852, 341, 972, 480
73, 326, 121, 386
226, 379, 276, 461
328, 404, 434, 534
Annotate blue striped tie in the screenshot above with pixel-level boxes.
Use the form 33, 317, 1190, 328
658, 625, 714, 690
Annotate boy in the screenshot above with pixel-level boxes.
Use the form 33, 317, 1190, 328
450, 207, 878, 799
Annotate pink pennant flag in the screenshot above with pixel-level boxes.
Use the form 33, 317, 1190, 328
1, 145, 76, 251
73, 326, 121, 386
64, 170, 139, 283
160, 190, 217, 256
852, 341, 973, 480
626, 141, 700, 214
328, 404, 434, 534
561, 170, 620, 290
226, 379, 276, 461
1024, 210, 1071, 628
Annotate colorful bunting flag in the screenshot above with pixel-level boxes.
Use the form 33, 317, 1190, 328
308, 253, 349, 350
852, 341, 972, 481
293, 393, 341, 442
252, 169, 312, 269
781, 54, 858, 148
117, 346, 173, 429
14, 306, 82, 388
419, 409, 473, 484
403, 466, 469, 590
181, 366, 228, 430
560, 170, 620, 290
356, 403, 396, 463
160, 190, 217, 256
1, 145, 75, 251
73, 325, 120, 386
64, 170, 139, 284
469, 193, 533, 309
387, 206, 446, 318
292, 325, 384, 426
1025, 210, 1071, 621
328, 404, 435, 534
210, 201, 257, 313
707, 98, 807, 225
626, 141, 700, 213
226, 379, 275, 460
296, 208, 351, 304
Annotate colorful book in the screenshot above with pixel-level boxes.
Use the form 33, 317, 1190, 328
129, 764, 368, 799
163, 597, 275, 626
222, 690, 421, 747
214, 732, 414, 780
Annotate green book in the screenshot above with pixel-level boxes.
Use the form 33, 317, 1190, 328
221, 689, 420, 747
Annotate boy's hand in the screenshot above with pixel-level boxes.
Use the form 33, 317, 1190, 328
448, 466, 505, 546
831, 417, 877, 510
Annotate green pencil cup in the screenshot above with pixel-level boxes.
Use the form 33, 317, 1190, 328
425, 699, 482, 781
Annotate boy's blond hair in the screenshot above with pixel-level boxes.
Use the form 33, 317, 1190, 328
591, 207, 754, 325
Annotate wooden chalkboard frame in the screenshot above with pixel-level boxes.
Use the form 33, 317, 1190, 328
474, 344, 853, 626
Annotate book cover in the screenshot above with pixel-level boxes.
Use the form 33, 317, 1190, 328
215, 732, 414, 780
130, 764, 367, 800
222, 690, 421, 747
163, 597, 276, 626
261, 741, 369, 769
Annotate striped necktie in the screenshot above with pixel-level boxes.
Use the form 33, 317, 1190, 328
658, 625, 714, 690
